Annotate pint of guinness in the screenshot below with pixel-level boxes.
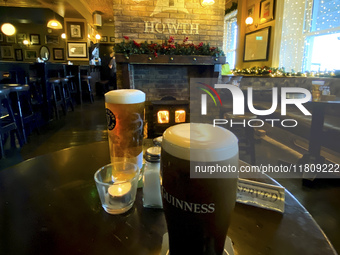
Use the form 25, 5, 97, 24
161, 123, 238, 254
105, 89, 145, 169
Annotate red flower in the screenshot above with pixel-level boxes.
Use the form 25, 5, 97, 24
123, 36, 129, 40
154, 51, 158, 57
183, 37, 188, 43
269, 70, 272, 73
170, 44, 176, 49
210, 47, 216, 51
133, 40, 141, 47
198, 42, 203, 47
168, 36, 175, 43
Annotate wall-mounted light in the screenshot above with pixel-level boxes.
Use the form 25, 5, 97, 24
61, 33, 66, 39
23, 39, 29, 45
245, 17, 253, 25
201, 0, 214, 7
95, 34, 101, 40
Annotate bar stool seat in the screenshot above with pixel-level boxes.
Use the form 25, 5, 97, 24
48, 78, 66, 120
0, 87, 24, 158
4, 84, 37, 144
81, 75, 94, 103
224, 112, 257, 165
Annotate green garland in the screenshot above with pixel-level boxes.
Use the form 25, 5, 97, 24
225, 2, 238, 16
232, 66, 338, 77
115, 36, 225, 58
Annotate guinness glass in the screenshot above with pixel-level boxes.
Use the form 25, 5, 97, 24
161, 123, 238, 254
105, 89, 145, 169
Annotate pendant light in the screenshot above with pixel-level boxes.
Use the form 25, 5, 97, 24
1, 0, 16, 36
47, 1, 63, 30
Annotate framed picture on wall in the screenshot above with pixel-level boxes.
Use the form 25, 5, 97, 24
53, 48, 65, 60
260, 0, 275, 24
45, 35, 59, 44
247, 5, 255, 18
0, 46, 14, 59
0, 32, 3, 42
30, 34, 40, 45
15, 49, 23, 61
17, 33, 27, 42
244, 26, 271, 62
6, 35, 16, 43
67, 42, 87, 58
67, 22, 84, 39
110, 37, 115, 42
25, 50, 38, 60
100, 36, 108, 42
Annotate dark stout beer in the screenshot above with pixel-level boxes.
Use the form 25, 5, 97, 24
161, 123, 238, 254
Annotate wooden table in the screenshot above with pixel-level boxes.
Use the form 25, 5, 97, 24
0, 141, 337, 254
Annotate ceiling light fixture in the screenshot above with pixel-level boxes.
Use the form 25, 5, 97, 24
201, 0, 214, 7
47, 1, 63, 30
95, 34, 101, 40
1, 0, 16, 36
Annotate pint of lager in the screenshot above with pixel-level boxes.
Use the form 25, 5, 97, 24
161, 123, 238, 254
105, 89, 145, 169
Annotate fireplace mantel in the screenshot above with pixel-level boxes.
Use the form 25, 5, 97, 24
115, 54, 226, 65
115, 54, 225, 89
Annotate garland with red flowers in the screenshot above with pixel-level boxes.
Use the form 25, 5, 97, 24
114, 36, 225, 57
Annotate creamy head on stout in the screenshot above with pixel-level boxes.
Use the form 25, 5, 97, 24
162, 123, 238, 162
105, 89, 145, 104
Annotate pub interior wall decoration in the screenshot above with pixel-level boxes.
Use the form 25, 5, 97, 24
53, 48, 64, 60
67, 42, 87, 58
244, 27, 271, 62
45, 34, 59, 44
259, 0, 275, 24
0, 46, 14, 59
25, 50, 37, 60
15, 48, 23, 61
67, 22, 85, 40
30, 34, 40, 45
6, 35, 16, 43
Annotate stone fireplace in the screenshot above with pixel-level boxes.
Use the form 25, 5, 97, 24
115, 54, 225, 137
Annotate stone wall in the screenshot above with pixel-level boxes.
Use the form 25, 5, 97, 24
113, 0, 225, 47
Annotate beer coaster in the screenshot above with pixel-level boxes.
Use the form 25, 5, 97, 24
160, 232, 234, 255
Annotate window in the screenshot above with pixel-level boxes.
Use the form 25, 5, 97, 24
303, 0, 340, 71
224, 11, 238, 69
279, 0, 340, 72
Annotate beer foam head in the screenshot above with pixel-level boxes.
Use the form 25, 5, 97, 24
162, 123, 238, 161
105, 89, 145, 104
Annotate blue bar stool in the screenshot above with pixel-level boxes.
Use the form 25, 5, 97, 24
0, 87, 24, 158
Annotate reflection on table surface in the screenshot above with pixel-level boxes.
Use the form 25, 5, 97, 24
0, 141, 337, 255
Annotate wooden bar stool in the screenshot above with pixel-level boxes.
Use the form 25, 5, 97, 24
0, 87, 24, 158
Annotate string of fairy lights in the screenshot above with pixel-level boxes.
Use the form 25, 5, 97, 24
278, 0, 340, 73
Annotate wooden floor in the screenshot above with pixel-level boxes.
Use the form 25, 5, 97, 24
1, 97, 339, 253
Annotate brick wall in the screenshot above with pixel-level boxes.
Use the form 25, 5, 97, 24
113, 0, 225, 47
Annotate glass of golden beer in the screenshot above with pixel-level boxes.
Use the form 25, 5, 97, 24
105, 89, 145, 169
161, 123, 238, 254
